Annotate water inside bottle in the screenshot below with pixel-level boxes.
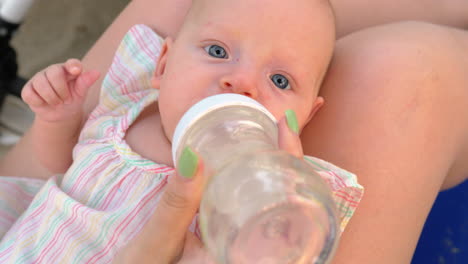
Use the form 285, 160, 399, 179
201, 152, 337, 264
229, 199, 329, 264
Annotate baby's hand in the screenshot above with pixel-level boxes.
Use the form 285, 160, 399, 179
21, 59, 100, 123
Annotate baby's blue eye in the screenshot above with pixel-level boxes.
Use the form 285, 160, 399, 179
271, 74, 290, 90
205, 45, 228, 59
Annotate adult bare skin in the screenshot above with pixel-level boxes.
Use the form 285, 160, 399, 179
1, 0, 467, 263
301, 22, 468, 263
330, 0, 468, 36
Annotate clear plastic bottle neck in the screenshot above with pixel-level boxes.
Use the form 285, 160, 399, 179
176, 104, 278, 175
172, 94, 279, 173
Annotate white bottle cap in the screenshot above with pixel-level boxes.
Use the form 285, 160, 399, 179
172, 93, 276, 166
0, 0, 35, 23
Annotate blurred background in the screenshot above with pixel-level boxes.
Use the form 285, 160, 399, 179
13, 0, 128, 77
0, 0, 129, 151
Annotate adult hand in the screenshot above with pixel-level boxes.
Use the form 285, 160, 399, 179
114, 153, 215, 264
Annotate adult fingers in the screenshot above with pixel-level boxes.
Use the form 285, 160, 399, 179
278, 110, 304, 158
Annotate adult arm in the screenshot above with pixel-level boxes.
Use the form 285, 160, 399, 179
81, 0, 193, 118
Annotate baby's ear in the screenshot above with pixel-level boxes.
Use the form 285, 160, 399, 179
152, 37, 173, 90
305, 96, 324, 124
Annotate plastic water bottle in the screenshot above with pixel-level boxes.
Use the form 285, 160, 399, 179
172, 94, 339, 264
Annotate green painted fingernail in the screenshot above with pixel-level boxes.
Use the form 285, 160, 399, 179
285, 109, 299, 134
178, 147, 198, 179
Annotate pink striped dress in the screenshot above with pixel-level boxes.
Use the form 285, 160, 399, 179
0, 25, 363, 263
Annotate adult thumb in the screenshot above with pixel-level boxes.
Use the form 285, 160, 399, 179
113, 149, 205, 264
160, 149, 204, 218
148, 147, 205, 262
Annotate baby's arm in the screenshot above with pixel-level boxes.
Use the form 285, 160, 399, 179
21, 59, 100, 173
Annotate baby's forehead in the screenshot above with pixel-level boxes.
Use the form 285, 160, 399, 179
184, 0, 335, 85
188, 0, 334, 36
190, 0, 332, 19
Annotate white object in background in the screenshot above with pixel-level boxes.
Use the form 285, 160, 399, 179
0, 128, 20, 146
0, 0, 35, 23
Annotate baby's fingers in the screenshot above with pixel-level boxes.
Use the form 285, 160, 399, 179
44, 64, 73, 102
21, 81, 46, 107
29, 71, 62, 105
64, 58, 83, 77
73, 70, 100, 98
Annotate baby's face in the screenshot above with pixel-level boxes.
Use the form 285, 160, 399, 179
155, 0, 335, 140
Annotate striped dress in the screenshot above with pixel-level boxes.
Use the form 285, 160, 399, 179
0, 25, 363, 263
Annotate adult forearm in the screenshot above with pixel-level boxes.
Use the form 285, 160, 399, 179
30, 117, 82, 174
82, 0, 193, 117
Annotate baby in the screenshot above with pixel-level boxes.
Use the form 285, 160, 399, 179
0, 0, 362, 262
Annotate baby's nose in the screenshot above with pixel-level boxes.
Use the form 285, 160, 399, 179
219, 75, 257, 98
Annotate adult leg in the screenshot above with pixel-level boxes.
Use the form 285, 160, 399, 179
301, 21, 468, 263
330, 0, 468, 37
